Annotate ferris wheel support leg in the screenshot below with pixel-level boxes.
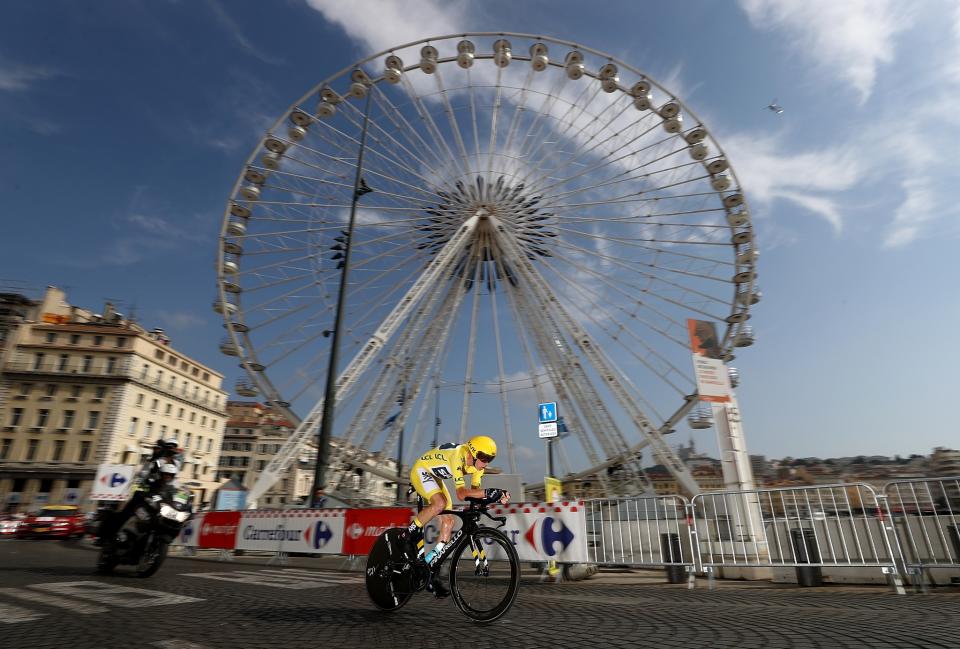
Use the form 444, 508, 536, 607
492, 218, 700, 495
247, 214, 483, 505
507, 285, 619, 494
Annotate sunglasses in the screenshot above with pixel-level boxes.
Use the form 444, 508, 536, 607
474, 451, 495, 463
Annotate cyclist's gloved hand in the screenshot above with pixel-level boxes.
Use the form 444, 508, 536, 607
483, 488, 505, 504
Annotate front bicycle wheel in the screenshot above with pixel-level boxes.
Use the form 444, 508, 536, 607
365, 528, 415, 611
449, 528, 521, 623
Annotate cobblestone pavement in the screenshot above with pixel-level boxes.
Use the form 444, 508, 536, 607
1, 540, 957, 649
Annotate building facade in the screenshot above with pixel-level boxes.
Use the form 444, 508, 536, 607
0, 287, 229, 512
220, 401, 316, 508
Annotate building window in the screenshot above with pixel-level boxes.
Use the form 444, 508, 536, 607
116, 337, 126, 348
185, 432, 192, 447
207, 438, 213, 452
71, 385, 82, 398
193, 386, 199, 400
140, 364, 148, 379
95, 386, 107, 400
203, 372, 210, 381
160, 425, 167, 436
52, 440, 65, 461
18, 383, 32, 396
10, 408, 24, 427
46, 332, 56, 343
33, 352, 45, 370
93, 335, 103, 346
155, 349, 164, 360
191, 367, 199, 376
36, 409, 50, 428
70, 334, 80, 345
164, 403, 172, 416
129, 417, 139, 435
62, 410, 75, 429
136, 393, 144, 407
178, 407, 184, 420
145, 421, 154, 438
106, 357, 117, 373
82, 355, 93, 372
58, 354, 69, 371
26, 439, 39, 461
189, 412, 196, 423
86, 411, 100, 430
201, 415, 207, 426
168, 355, 177, 366
45, 383, 57, 397
0, 438, 11, 460
169, 376, 176, 390
78, 441, 91, 462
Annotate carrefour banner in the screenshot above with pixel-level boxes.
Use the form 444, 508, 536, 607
423, 501, 587, 563
235, 509, 346, 554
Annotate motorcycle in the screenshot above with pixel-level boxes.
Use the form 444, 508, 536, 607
96, 489, 193, 577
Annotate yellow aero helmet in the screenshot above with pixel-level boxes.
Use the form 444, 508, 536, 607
467, 435, 497, 463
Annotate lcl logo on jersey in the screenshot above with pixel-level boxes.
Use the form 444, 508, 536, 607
524, 517, 575, 556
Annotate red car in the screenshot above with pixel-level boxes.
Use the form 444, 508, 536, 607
16, 505, 87, 539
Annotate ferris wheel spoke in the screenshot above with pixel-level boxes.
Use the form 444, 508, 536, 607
549, 231, 733, 290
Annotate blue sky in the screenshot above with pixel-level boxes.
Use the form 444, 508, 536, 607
2, 1, 958, 482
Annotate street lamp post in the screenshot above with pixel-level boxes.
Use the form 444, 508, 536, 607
311, 89, 374, 508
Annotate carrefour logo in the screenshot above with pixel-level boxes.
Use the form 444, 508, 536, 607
524, 517, 575, 557
99, 473, 128, 487
303, 521, 333, 549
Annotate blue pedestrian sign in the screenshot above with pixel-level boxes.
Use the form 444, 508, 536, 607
538, 402, 558, 424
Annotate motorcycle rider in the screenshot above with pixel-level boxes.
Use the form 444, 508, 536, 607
97, 438, 183, 546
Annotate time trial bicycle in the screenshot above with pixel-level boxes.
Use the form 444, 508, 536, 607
365, 495, 520, 623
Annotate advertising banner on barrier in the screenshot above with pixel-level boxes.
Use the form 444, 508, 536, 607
198, 511, 241, 549
422, 502, 587, 563
235, 509, 346, 554
342, 507, 414, 555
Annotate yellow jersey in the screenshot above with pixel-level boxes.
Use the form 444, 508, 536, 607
412, 443, 484, 489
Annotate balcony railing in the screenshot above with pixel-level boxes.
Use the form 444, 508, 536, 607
5, 361, 226, 414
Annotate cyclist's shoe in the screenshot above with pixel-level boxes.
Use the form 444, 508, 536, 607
426, 576, 450, 599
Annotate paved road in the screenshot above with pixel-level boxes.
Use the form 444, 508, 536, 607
0, 540, 956, 648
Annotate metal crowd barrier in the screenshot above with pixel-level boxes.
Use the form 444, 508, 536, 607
584, 495, 696, 586
884, 477, 960, 587
691, 483, 905, 593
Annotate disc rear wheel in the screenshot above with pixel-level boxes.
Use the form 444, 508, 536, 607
365, 528, 416, 611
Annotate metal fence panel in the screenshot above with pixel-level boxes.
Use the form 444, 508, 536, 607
885, 477, 960, 569
692, 483, 903, 569
584, 496, 694, 568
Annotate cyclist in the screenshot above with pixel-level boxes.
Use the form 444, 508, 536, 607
405, 435, 510, 598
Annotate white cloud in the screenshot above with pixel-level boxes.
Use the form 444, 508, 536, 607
739, 0, 910, 103
883, 178, 937, 248
0, 60, 57, 91
723, 133, 862, 232
305, 0, 468, 55
206, 0, 283, 65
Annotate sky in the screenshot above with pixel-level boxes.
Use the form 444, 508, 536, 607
2, 0, 959, 484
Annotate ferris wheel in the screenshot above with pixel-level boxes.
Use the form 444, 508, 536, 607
214, 33, 760, 504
